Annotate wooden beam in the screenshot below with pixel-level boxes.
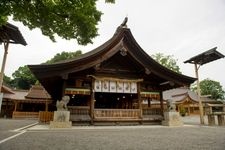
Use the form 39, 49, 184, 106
159, 91, 164, 116
137, 82, 142, 121
14, 101, 18, 111
195, 63, 204, 124
61, 79, 67, 97
0, 41, 9, 92
45, 101, 48, 111
90, 79, 95, 125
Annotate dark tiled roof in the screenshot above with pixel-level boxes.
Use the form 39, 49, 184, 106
0, 22, 27, 45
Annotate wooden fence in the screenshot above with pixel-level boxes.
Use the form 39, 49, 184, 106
68, 106, 91, 121
142, 108, 162, 115
94, 109, 140, 121
39, 111, 54, 123
142, 108, 163, 121
12, 111, 39, 119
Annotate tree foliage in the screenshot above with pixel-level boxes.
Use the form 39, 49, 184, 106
151, 53, 181, 74
4, 50, 82, 89
0, 0, 114, 45
12, 66, 37, 89
45, 50, 82, 64
3, 75, 13, 87
192, 78, 225, 100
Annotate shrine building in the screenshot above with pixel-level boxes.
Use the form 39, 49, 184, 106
28, 19, 196, 125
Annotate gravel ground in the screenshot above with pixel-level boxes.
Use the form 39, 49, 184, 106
1, 126, 225, 150
181, 115, 209, 125
0, 119, 38, 141
0, 119, 38, 131
0, 117, 225, 150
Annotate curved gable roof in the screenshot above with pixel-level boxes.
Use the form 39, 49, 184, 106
29, 25, 195, 86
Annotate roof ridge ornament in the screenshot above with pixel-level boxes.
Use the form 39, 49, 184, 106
120, 17, 128, 28
114, 17, 128, 36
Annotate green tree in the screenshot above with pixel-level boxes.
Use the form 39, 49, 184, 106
10, 50, 82, 89
0, 0, 114, 45
45, 50, 82, 64
3, 75, 13, 87
151, 53, 181, 73
191, 78, 225, 100
12, 66, 37, 89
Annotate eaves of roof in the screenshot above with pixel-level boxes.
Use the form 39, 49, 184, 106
0, 22, 27, 45
29, 25, 196, 86
184, 47, 224, 65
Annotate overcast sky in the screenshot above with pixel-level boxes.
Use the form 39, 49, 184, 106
1, 0, 225, 89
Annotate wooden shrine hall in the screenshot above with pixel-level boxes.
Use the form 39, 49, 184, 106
29, 18, 196, 125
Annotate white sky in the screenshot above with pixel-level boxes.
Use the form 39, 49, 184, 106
1, 0, 225, 89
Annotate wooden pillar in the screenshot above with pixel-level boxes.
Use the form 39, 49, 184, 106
159, 91, 164, 116
14, 101, 18, 111
61, 79, 67, 97
218, 115, 225, 126
137, 82, 142, 120
90, 79, 95, 125
195, 63, 204, 124
0, 42, 9, 92
188, 105, 190, 116
45, 101, 48, 111
148, 98, 151, 108
5, 99, 9, 117
208, 114, 216, 126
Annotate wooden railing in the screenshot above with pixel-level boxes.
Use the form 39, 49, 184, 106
68, 106, 90, 115
39, 111, 54, 123
12, 111, 39, 119
142, 108, 162, 115
68, 106, 91, 121
94, 109, 140, 120
66, 107, 163, 122
142, 108, 163, 121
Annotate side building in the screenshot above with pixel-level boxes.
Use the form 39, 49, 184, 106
163, 87, 223, 116
28, 21, 196, 125
1, 85, 52, 119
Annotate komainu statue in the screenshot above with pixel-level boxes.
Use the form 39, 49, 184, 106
167, 99, 176, 112
56, 96, 70, 111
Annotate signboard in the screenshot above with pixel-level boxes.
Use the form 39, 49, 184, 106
123, 82, 131, 93
116, 81, 123, 93
131, 82, 137, 93
94, 80, 137, 93
109, 81, 116, 93
102, 80, 110, 92
94, 80, 102, 92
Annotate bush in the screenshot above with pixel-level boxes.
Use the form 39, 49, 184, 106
180, 107, 186, 116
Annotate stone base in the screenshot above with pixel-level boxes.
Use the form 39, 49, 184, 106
162, 111, 183, 126
49, 110, 72, 128
53, 111, 70, 122
50, 121, 72, 128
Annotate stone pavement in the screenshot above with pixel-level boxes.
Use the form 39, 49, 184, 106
0, 117, 225, 150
